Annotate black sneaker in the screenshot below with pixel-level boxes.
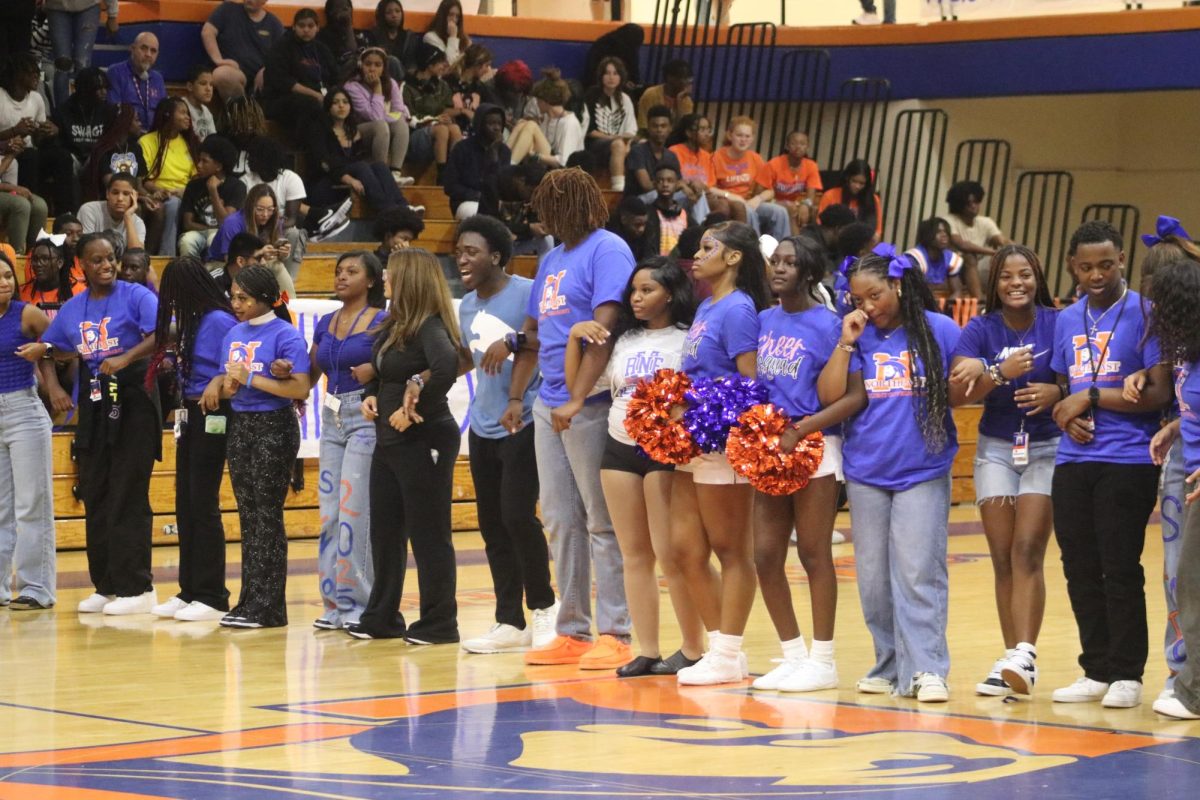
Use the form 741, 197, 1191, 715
617, 655, 663, 678
310, 218, 350, 243
404, 632, 460, 646
975, 652, 1014, 697
650, 649, 701, 675
9, 596, 53, 611
345, 623, 376, 640
312, 617, 339, 631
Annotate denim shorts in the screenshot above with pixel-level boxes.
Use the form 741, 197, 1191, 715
973, 432, 1059, 502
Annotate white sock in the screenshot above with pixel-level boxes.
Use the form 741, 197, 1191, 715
781, 635, 808, 662
714, 633, 742, 658
611, 175, 626, 191
1015, 641, 1037, 658
809, 639, 835, 665
706, 630, 721, 651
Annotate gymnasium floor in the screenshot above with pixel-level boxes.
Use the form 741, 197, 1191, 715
3, 506, 1199, 799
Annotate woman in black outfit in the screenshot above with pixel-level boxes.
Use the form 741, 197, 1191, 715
349, 248, 463, 644
263, 8, 338, 133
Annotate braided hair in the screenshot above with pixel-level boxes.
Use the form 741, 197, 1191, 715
146, 97, 202, 184
26, 240, 76, 304
234, 264, 291, 322
1147, 258, 1200, 364
147, 257, 235, 387
983, 244, 1055, 312
530, 168, 609, 247
846, 252, 949, 452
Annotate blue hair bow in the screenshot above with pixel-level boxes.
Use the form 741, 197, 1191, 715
1142, 215, 1192, 248
838, 255, 855, 276
871, 242, 912, 279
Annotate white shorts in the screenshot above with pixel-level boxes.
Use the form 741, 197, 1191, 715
677, 452, 748, 485
812, 434, 844, 481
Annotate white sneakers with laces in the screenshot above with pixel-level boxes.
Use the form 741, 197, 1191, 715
751, 658, 804, 691
678, 650, 743, 686
999, 648, 1038, 695
461, 623, 532, 654
1051, 676, 1110, 703
976, 651, 1014, 696
175, 601, 225, 622
103, 590, 157, 616
1101, 680, 1142, 708
914, 672, 949, 703
779, 659, 838, 693
77, 593, 114, 613
152, 597, 189, 619
530, 601, 559, 649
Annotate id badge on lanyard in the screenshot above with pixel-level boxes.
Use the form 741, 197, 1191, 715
89, 376, 102, 403
1012, 425, 1030, 467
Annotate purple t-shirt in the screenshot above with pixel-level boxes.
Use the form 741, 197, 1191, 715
1050, 289, 1161, 465
314, 308, 388, 394
757, 304, 841, 435
681, 290, 760, 380
953, 308, 1060, 442
843, 310, 961, 491
44, 280, 158, 369
219, 317, 311, 412
1177, 361, 1200, 474
183, 309, 238, 398
527, 229, 634, 406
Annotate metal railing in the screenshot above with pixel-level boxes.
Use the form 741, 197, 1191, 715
1011, 171, 1075, 296
645, 0, 724, 88
880, 109, 949, 247
761, 48, 831, 157
1081, 203, 1142, 286
695, 22, 778, 145
951, 139, 1012, 225
821, 77, 891, 176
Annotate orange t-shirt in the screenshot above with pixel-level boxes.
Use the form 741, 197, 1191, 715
669, 144, 715, 187
712, 147, 769, 199
763, 155, 822, 202
818, 186, 884, 237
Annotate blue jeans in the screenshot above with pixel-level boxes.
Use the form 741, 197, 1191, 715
860, 0, 897, 22
161, 195, 181, 257
744, 201, 791, 240
317, 392, 376, 626
533, 397, 629, 640
847, 474, 951, 694
1162, 438, 1188, 687
0, 387, 55, 606
47, 6, 101, 106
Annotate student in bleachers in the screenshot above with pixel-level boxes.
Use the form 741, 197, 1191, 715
42, 232, 161, 616
456, 215, 557, 654
711, 117, 790, 240
307, 251, 388, 631
493, 59, 538, 138
201, 0, 285, 101
22, 238, 83, 310
402, 44, 463, 180
948, 244, 1060, 698
606, 197, 657, 261
638, 59, 694, 132
346, 47, 412, 178
528, 69, 584, 169
451, 45, 498, 124
763, 131, 822, 235
263, 9, 338, 134
582, 57, 637, 193
0, 250, 57, 611
179, 135, 246, 261
818, 159, 882, 239
43, 0, 119, 106
140, 97, 200, 256
212, 264, 311, 628
423, 0, 470, 69
0, 153, 47, 253
84, 103, 146, 201
184, 66, 218, 141
647, 164, 690, 256
77, 172, 145, 251
1, 52, 74, 217
104, 33, 165, 132
625, 105, 680, 196
212, 231, 296, 305
821, 248, 959, 702
443, 104, 509, 220
667, 113, 721, 211
367, 0, 419, 83
946, 180, 1009, 298
485, 161, 552, 258
318, 0, 366, 81
208, 186, 293, 292
222, 95, 267, 167
349, 248, 464, 644
54, 213, 83, 258
119, 247, 153, 289
373, 205, 425, 264
146, 257, 238, 623
905, 217, 966, 300
53, 67, 114, 184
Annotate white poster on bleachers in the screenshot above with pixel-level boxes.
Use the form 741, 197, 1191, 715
291, 299, 475, 459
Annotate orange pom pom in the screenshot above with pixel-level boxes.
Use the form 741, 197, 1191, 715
624, 368, 699, 465
726, 404, 825, 496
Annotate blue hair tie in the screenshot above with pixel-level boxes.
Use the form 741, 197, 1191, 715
1142, 215, 1192, 248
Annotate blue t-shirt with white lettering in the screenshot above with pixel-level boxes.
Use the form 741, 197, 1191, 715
953, 308, 1060, 442
314, 308, 389, 394
681, 290, 759, 380
757, 304, 842, 435
461, 276, 542, 439
843, 311, 961, 491
44, 280, 158, 369
183, 309, 238, 398
1177, 361, 1200, 474
219, 317, 311, 412
1050, 289, 1161, 464
527, 229, 634, 407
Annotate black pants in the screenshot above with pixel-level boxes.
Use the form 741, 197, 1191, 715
17, 143, 77, 215
359, 418, 461, 640
264, 93, 322, 138
0, 1, 35, 55
469, 426, 554, 628
226, 407, 299, 626
174, 399, 231, 610
1052, 460, 1161, 682
311, 161, 407, 213
77, 387, 158, 598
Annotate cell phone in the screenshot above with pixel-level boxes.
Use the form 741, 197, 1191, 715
275, 239, 288, 249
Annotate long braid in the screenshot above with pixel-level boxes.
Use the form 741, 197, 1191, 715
530, 168, 609, 246
147, 257, 235, 388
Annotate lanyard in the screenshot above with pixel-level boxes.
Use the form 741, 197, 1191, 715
131, 74, 151, 119
329, 305, 371, 393
1081, 289, 1129, 387
82, 289, 114, 368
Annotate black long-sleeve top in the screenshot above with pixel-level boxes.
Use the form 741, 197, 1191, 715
366, 315, 459, 447
302, 123, 370, 186
263, 33, 338, 101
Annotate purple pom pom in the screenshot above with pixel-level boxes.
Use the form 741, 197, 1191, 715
682, 376, 768, 453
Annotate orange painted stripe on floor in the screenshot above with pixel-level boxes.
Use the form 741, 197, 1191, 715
0, 722, 371, 769
0, 784, 173, 800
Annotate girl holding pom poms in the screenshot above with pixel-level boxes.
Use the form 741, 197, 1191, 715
565, 257, 707, 676
750, 236, 867, 693
818, 248, 961, 702
673, 221, 771, 685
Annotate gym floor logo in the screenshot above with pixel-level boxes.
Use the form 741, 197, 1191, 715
4, 677, 1199, 799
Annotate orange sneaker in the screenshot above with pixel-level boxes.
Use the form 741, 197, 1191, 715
524, 635, 591, 665
579, 634, 633, 670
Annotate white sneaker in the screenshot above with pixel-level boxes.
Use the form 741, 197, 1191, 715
174, 601, 225, 622
410, 204, 427, 217
779, 659, 838, 692
976, 652, 1013, 696
751, 657, 804, 691
78, 593, 114, 613
1158, 687, 1176, 704
738, 649, 750, 677
831, 529, 847, 544
853, 12, 882, 24
856, 676, 893, 694
1052, 676, 1110, 703
999, 649, 1038, 695
678, 651, 743, 685
391, 171, 416, 187
1152, 694, 1200, 719
103, 590, 157, 616
915, 672, 949, 703
152, 597, 188, 619
1101, 680, 1142, 708
530, 601, 559, 649
462, 623, 532, 654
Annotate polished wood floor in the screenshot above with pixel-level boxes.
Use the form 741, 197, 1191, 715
2, 506, 1199, 799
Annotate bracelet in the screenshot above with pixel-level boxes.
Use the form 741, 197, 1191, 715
835, 342, 855, 354
508, 396, 523, 403
407, 373, 425, 389
987, 363, 1009, 386
246, 372, 253, 388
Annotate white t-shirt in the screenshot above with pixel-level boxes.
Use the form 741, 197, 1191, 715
605, 325, 687, 444
947, 212, 1002, 250
241, 168, 307, 206
539, 111, 584, 161
0, 88, 48, 182
184, 98, 217, 141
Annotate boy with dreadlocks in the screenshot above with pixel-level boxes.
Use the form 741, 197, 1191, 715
502, 167, 634, 669
818, 245, 960, 702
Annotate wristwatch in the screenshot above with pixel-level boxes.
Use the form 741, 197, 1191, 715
1088, 385, 1100, 409
42, 343, 55, 359
504, 331, 527, 354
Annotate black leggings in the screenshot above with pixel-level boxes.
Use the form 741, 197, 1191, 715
174, 399, 231, 610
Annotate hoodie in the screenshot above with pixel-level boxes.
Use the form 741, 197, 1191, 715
442, 104, 512, 213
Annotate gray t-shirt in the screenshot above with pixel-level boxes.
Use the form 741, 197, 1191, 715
78, 200, 146, 250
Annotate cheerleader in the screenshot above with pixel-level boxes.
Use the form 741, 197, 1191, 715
820, 247, 960, 702
948, 245, 1060, 696
673, 220, 770, 685
751, 236, 866, 692
209, 265, 311, 628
